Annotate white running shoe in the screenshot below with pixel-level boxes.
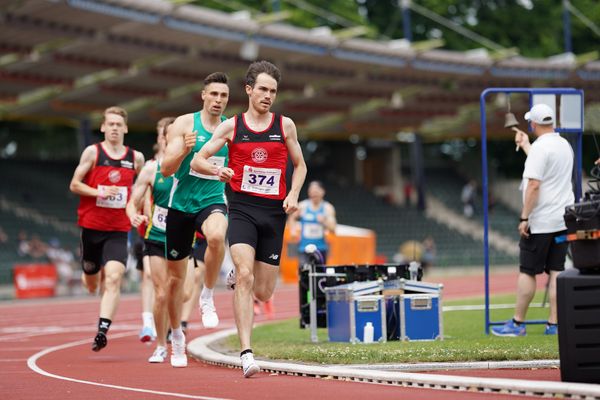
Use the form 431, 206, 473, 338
148, 346, 167, 363
241, 352, 260, 378
226, 269, 236, 290
200, 297, 219, 328
170, 336, 187, 368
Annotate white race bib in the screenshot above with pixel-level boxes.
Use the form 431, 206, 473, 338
189, 156, 225, 181
302, 222, 324, 239
241, 165, 281, 196
151, 205, 168, 231
96, 186, 127, 209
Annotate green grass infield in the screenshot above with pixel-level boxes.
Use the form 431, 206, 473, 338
217, 294, 558, 364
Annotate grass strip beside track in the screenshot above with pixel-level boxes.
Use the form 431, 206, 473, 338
218, 294, 558, 364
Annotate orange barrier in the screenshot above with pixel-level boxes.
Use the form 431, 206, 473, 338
13, 263, 58, 299
280, 224, 377, 284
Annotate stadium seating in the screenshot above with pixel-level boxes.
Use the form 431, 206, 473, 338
319, 175, 515, 267
0, 160, 79, 284
425, 167, 521, 246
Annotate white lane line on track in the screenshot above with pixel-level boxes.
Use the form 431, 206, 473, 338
0, 324, 142, 342
0, 346, 47, 351
27, 331, 231, 400
443, 302, 545, 312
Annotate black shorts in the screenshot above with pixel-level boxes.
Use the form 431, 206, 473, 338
133, 237, 144, 271
143, 240, 165, 258
228, 192, 286, 266
192, 238, 207, 263
166, 204, 227, 261
519, 230, 568, 276
80, 228, 128, 275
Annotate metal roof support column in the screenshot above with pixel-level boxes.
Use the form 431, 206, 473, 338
400, 0, 412, 43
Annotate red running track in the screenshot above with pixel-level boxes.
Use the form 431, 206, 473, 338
0, 270, 548, 400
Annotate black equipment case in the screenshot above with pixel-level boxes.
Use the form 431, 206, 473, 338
557, 268, 600, 383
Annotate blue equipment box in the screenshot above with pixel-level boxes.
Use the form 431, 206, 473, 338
383, 278, 443, 294
387, 293, 443, 341
325, 286, 386, 343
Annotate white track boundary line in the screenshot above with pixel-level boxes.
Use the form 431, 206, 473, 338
27, 331, 230, 400
189, 328, 600, 399
443, 303, 546, 312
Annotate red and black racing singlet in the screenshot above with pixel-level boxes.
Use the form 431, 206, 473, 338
77, 143, 137, 232
228, 113, 288, 200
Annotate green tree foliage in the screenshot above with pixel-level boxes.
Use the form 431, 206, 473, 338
362, 0, 600, 57
199, 0, 364, 29
197, 0, 599, 58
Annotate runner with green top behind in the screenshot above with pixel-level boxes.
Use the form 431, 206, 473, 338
126, 116, 177, 364
160, 72, 230, 368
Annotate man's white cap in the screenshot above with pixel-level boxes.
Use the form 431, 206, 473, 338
524, 104, 554, 125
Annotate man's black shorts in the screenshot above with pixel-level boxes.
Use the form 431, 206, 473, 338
165, 204, 227, 261
143, 239, 165, 258
133, 237, 144, 271
519, 230, 568, 276
80, 228, 128, 275
228, 192, 286, 266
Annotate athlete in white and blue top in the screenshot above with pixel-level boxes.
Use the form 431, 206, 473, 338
292, 181, 337, 263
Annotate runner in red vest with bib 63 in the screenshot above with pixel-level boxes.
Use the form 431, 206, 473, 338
70, 106, 144, 353
191, 60, 307, 378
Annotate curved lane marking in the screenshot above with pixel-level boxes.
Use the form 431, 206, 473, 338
27, 331, 230, 400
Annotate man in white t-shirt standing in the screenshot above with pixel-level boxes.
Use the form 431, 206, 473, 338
492, 103, 574, 337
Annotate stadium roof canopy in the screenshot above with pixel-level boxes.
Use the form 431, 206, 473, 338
1, 0, 599, 140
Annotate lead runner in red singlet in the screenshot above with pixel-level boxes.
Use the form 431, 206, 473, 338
191, 61, 307, 378
70, 106, 145, 352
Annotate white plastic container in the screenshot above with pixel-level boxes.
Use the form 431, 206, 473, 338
363, 322, 374, 343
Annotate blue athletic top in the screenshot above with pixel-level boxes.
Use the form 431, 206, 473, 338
298, 200, 329, 253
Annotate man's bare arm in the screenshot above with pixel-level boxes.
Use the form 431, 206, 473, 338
519, 179, 540, 238
69, 145, 105, 197
133, 150, 145, 175
126, 161, 155, 227
323, 203, 337, 232
282, 117, 307, 214
161, 114, 194, 177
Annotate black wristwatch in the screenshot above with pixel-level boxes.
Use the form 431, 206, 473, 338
519, 217, 528, 222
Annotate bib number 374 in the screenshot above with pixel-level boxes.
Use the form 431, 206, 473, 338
241, 165, 280, 196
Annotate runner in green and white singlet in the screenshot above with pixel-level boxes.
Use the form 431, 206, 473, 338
126, 116, 175, 364
160, 72, 230, 368
145, 163, 173, 243
168, 111, 228, 214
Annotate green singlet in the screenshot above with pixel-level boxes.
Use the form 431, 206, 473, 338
145, 162, 173, 243
168, 111, 228, 214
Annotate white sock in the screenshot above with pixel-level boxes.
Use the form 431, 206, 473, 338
200, 287, 214, 301
171, 326, 184, 341
142, 312, 154, 329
